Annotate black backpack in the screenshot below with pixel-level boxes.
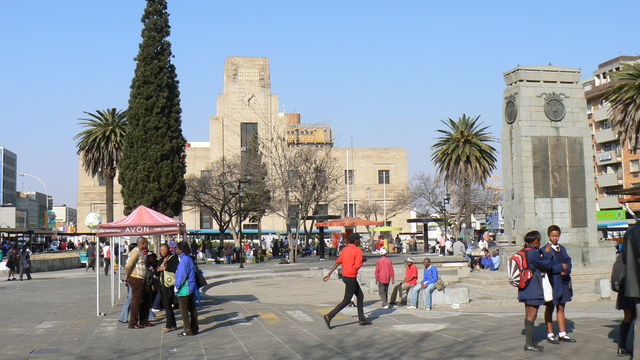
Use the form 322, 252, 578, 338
611, 255, 626, 292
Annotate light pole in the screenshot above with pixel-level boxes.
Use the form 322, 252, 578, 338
441, 193, 451, 244
231, 177, 250, 268
19, 173, 50, 211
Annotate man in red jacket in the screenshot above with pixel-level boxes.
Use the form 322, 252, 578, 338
322, 233, 371, 329
375, 248, 395, 309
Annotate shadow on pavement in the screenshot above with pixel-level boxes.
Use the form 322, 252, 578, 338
366, 307, 397, 321
206, 294, 259, 305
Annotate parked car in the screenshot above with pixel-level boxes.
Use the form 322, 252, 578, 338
47, 240, 60, 252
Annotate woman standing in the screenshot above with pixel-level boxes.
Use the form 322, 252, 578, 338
544, 225, 576, 344
175, 241, 199, 336
157, 244, 179, 332
518, 230, 566, 352
6, 245, 17, 281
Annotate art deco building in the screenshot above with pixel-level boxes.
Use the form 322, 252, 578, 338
77, 57, 410, 235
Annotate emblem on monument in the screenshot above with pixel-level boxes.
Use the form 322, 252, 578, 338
504, 94, 517, 124
540, 92, 567, 122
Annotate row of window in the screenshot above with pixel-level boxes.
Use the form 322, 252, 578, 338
345, 169, 390, 185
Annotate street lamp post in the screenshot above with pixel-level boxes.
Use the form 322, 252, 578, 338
231, 177, 250, 268
19, 173, 49, 211
441, 193, 451, 246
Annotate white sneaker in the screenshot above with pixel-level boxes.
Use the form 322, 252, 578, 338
382, 305, 389, 309
425, 307, 432, 311
405, 305, 417, 310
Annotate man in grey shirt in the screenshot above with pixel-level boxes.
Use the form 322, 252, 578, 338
453, 239, 466, 257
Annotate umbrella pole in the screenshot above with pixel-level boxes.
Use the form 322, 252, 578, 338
96, 234, 101, 316
110, 237, 114, 307
118, 237, 121, 299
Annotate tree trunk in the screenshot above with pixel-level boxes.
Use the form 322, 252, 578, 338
463, 180, 472, 240
105, 171, 115, 223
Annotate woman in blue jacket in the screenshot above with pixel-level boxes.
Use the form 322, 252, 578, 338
174, 241, 199, 336
543, 225, 576, 344
518, 230, 567, 352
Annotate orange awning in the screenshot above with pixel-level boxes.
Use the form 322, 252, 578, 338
315, 217, 383, 227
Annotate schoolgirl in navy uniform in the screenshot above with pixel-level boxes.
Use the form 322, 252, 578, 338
543, 225, 577, 344
518, 230, 568, 352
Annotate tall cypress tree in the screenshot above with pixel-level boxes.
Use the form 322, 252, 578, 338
119, 0, 186, 216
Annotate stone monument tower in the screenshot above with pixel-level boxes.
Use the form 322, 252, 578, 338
502, 65, 600, 263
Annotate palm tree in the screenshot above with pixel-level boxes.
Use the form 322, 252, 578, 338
602, 63, 640, 151
431, 114, 497, 230
74, 108, 128, 223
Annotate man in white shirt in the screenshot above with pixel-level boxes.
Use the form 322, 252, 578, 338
103, 243, 111, 276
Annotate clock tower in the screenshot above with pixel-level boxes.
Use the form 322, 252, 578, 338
501, 65, 602, 263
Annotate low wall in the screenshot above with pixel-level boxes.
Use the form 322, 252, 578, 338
0, 255, 82, 274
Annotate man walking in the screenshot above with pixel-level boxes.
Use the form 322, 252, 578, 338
407, 258, 438, 311
322, 233, 371, 329
375, 248, 394, 308
453, 238, 466, 257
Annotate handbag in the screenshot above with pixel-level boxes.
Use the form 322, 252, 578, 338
195, 267, 207, 288
162, 270, 175, 288
542, 273, 553, 302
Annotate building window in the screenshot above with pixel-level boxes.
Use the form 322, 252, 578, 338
314, 204, 329, 216
240, 122, 258, 151
344, 170, 354, 185
344, 203, 356, 217
243, 223, 258, 230
600, 120, 611, 130
378, 170, 390, 184
199, 210, 212, 229
631, 160, 640, 173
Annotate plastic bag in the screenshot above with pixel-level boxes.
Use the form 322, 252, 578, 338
542, 273, 553, 302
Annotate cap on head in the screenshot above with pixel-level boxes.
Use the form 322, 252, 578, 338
406, 257, 414, 263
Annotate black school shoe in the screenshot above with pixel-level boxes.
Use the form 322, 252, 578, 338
524, 345, 544, 352
323, 315, 332, 330
546, 336, 561, 344
558, 335, 576, 343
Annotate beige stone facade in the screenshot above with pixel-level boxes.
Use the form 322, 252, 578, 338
77, 57, 410, 234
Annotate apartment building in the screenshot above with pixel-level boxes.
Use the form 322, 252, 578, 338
584, 56, 640, 213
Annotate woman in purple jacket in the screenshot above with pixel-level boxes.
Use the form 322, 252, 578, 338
174, 241, 199, 336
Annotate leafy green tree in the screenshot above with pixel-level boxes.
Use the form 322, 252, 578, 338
431, 114, 497, 230
119, 0, 186, 216
602, 63, 640, 150
74, 108, 128, 223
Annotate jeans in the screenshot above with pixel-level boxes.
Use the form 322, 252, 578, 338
327, 276, 366, 321
411, 283, 437, 308
119, 286, 132, 322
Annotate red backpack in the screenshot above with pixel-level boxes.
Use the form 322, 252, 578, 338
508, 248, 533, 288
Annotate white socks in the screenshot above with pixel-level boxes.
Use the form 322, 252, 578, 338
558, 331, 567, 338
548, 332, 555, 339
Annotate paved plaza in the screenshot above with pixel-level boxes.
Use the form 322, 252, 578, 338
0, 262, 626, 360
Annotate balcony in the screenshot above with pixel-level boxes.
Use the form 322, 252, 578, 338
597, 172, 623, 187
596, 150, 622, 165
598, 196, 622, 210
595, 128, 617, 144
593, 106, 610, 121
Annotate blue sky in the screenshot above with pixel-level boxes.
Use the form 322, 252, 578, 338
1, 0, 639, 207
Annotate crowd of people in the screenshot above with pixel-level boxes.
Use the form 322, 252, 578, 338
0, 241, 32, 281
116, 236, 200, 336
